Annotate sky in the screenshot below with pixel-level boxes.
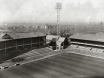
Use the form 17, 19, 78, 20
0, 0, 104, 23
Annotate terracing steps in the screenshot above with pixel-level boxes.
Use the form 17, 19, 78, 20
0, 47, 65, 68
65, 45, 104, 59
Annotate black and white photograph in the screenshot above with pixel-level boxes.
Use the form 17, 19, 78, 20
0, 0, 104, 78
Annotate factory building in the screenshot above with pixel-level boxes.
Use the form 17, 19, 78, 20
0, 31, 46, 53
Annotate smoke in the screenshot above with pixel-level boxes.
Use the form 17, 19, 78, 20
0, 0, 104, 23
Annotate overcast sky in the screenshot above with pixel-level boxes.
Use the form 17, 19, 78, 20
0, 0, 104, 23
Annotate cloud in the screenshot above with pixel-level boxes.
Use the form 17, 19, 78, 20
0, 0, 104, 23
91, 0, 104, 8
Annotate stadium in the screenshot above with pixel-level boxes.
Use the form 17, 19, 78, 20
1, 0, 104, 78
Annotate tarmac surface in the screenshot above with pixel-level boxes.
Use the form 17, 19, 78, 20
0, 52, 104, 78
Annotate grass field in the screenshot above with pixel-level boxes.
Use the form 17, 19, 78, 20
0, 52, 104, 78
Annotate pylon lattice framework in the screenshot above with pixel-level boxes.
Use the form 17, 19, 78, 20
55, 3, 62, 36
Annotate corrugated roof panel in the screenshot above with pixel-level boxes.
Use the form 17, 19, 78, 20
7, 33, 19, 39
3, 32, 46, 40
35, 31, 46, 36
15, 33, 36, 39
6, 32, 36, 39
70, 33, 104, 42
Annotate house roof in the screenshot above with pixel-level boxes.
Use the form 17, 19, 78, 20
56, 37, 65, 45
46, 35, 59, 40
70, 33, 104, 42
57, 37, 65, 42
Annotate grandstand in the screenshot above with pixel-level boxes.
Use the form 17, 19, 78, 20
70, 33, 104, 52
0, 31, 46, 53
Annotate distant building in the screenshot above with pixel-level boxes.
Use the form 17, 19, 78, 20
0, 23, 8, 29
44, 25, 47, 29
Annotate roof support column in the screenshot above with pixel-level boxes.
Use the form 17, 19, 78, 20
44, 36, 46, 45
31, 38, 32, 47
5, 41, 6, 52
16, 40, 17, 49
39, 37, 40, 46
23, 39, 24, 49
